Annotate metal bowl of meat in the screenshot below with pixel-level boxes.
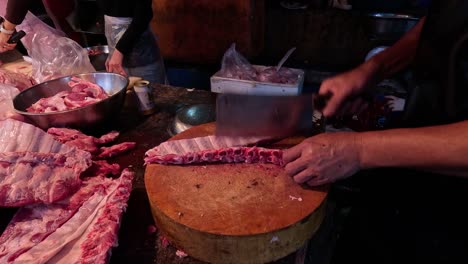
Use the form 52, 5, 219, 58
169, 104, 216, 136
13, 72, 128, 130
86, 45, 109, 71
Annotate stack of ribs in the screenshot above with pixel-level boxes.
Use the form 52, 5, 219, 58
0, 119, 136, 263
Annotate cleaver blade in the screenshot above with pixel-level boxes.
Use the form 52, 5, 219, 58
215, 93, 313, 138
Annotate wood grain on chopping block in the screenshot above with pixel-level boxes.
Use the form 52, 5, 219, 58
145, 123, 328, 264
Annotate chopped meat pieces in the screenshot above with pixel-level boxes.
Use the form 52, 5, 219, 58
26, 77, 109, 113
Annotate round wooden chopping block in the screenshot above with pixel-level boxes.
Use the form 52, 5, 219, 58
145, 123, 328, 264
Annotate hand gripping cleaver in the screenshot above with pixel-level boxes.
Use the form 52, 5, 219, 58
215, 93, 314, 138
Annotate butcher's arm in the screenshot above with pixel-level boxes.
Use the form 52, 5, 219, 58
358, 120, 468, 177
361, 17, 426, 82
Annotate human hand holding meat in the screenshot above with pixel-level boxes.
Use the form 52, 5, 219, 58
283, 132, 361, 186
106, 49, 127, 76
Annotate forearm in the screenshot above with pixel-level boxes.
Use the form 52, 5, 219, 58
5, 0, 30, 26
115, 0, 152, 54
365, 17, 426, 81
358, 120, 468, 177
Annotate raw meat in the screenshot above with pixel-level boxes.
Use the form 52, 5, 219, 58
256, 67, 301, 84
0, 119, 92, 207
97, 142, 137, 159
218, 43, 301, 84
47, 128, 120, 155
0, 69, 35, 91
145, 146, 283, 166
145, 135, 270, 158
26, 77, 108, 113
82, 161, 120, 178
0, 119, 78, 154
0, 169, 134, 264
0, 150, 91, 207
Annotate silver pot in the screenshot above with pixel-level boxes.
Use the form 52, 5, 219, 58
13, 72, 128, 131
367, 13, 420, 41
168, 104, 216, 136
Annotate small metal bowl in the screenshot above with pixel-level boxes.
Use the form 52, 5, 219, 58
169, 104, 216, 136
13, 72, 128, 131
86, 45, 109, 71
367, 13, 420, 41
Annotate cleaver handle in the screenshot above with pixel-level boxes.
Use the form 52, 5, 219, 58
313, 92, 332, 111
7, 30, 26, 44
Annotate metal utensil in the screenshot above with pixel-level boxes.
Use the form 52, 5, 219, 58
215, 93, 313, 138
276, 47, 296, 72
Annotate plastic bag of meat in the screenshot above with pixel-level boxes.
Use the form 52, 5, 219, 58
14, 12, 95, 83
256, 67, 300, 84
219, 43, 257, 81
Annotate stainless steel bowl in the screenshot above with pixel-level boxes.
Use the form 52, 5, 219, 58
86, 45, 109, 71
168, 104, 216, 136
13, 72, 128, 130
367, 13, 420, 41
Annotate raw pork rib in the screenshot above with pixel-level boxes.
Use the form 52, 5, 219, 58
47, 127, 136, 160
48, 127, 120, 154
145, 146, 283, 166
0, 150, 91, 207
0, 68, 35, 91
0, 119, 81, 154
26, 77, 109, 113
0, 119, 92, 207
145, 135, 283, 166
145, 135, 270, 157
0, 169, 134, 264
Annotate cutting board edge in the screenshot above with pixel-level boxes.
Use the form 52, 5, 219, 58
148, 195, 327, 264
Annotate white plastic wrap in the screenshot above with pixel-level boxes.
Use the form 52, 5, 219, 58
0, 84, 23, 121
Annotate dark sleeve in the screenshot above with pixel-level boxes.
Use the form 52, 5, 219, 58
5, 0, 31, 25
115, 0, 153, 54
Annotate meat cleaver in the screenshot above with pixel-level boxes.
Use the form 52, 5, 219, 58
215, 93, 314, 138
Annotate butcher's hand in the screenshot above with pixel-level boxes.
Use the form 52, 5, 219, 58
0, 32, 17, 53
106, 49, 127, 76
283, 132, 362, 187
319, 62, 379, 118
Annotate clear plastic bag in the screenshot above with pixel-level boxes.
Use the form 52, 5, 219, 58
16, 12, 95, 83
0, 84, 24, 122
219, 43, 257, 80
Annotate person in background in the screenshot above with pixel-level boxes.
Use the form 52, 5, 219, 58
283, 0, 468, 263
0, 0, 167, 85
98, 0, 167, 84
0, 0, 30, 53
